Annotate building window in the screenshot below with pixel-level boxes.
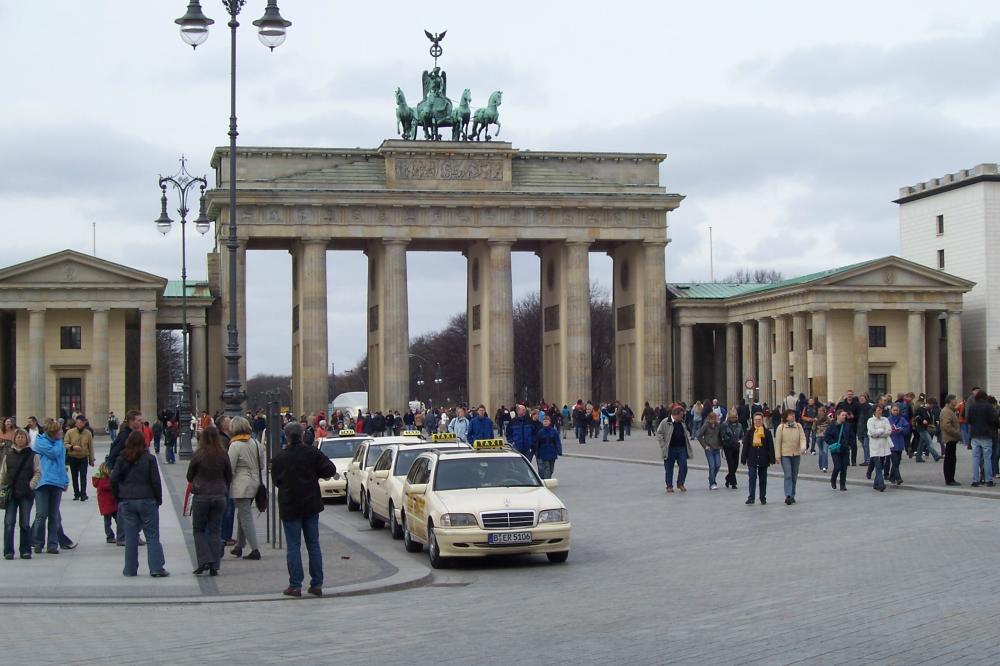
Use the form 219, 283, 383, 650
937, 249, 945, 269
368, 305, 379, 332
471, 304, 481, 331
936, 214, 944, 235
616, 304, 635, 331
60, 326, 82, 350
869, 373, 888, 397
772, 333, 776, 354
868, 325, 887, 348
544, 304, 560, 332
789, 331, 794, 352
807, 328, 813, 350
940, 317, 947, 339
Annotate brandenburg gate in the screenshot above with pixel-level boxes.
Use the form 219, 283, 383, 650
204, 140, 682, 416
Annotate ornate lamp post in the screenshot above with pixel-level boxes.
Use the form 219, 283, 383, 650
173, 0, 291, 418
156, 157, 211, 458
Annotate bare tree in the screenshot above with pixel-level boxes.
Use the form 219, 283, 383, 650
590, 283, 613, 403
156, 330, 184, 416
721, 267, 784, 284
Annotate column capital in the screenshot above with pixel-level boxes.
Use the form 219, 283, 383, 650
381, 237, 411, 247
809, 306, 830, 314
139, 308, 158, 314
908, 308, 927, 315
641, 239, 667, 248
564, 239, 593, 248
487, 239, 514, 248
948, 309, 963, 316
853, 307, 872, 314
300, 238, 330, 247
91, 306, 111, 313
26, 306, 46, 313
190, 322, 207, 329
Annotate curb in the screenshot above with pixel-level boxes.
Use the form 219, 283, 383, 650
564, 452, 1000, 500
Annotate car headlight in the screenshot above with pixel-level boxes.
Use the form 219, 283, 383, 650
538, 509, 568, 523
440, 513, 478, 528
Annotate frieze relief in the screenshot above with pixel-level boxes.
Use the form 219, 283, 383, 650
394, 158, 503, 181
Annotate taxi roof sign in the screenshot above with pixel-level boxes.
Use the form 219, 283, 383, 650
338, 429, 356, 437
471, 438, 507, 450
431, 433, 458, 442
402, 430, 422, 437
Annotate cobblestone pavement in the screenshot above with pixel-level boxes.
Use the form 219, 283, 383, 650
10, 452, 1000, 665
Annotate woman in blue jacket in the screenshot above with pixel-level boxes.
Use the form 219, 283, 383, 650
535, 415, 562, 480
887, 404, 911, 486
32, 419, 70, 554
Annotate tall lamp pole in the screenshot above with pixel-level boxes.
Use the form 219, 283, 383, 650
174, 0, 291, 418
155, 157, 211, 458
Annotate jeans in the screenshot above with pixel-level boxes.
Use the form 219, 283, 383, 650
972, 437, 993, 483
67, 457, 89, 499
916, 431, 941, 462
221, 497, 236, 543
625, 420, 631, 436
575, 424, 586, 444
872, 456, 886, 490
723, 446, 739, 487
602, 423, 609, 441
747, 464, 767, 501
663, 447, 688, 487
153, 435, 161, 454
119, 499, 165, 576
4, 495, 33, 557
646, 421, 655, 436
537, 458, 555, 479
192, 494, 226, 568
705, 448, 721, 487
803, 428, 813, 452
282, 513, 323, 590
943, 441, 958, 483
103, 514, 118, 540
32, 485, 63, 550
234, 497, 260, 551
817, 439, 829, 471
860, 434, 870, 464
780, 456, 800, 499
848, 436, 858, 465
888, 450, 903, 483
165, 444, 175, 464
618, 422, 626, 441
831, 451, 849, 489
961, 423, 971, 446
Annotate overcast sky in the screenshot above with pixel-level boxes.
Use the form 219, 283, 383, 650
4, 1, 999, 376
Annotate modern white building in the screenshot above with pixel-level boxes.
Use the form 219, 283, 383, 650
896, 163, 1000, 394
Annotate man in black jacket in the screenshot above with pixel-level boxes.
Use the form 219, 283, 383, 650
272, 422, 337, 597
966, 389, 997, 487
106, 410, 142, 472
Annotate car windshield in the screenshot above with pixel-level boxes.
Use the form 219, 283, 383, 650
319, 438, 365, 459
433, 457, 541, 491
364, 444, 388, 467
394, 447, 462, 475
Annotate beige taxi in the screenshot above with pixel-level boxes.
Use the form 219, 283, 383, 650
345, 431, 425, 515
316, 431, 374, 501
366, 433, 470, 537
399, 439, 571, 569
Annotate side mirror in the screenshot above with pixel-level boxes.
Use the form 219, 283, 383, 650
406, 483, 428, 496
372, 469, 390, 480
543, 478, 559, 489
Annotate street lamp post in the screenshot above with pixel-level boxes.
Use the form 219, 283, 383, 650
156, 157, 211, 459
173, 0, 291, 418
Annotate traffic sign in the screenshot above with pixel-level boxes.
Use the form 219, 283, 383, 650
172, 382, 184, 393
744, 378, 756, 390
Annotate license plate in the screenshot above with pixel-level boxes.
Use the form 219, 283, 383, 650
488, 532, 532, 545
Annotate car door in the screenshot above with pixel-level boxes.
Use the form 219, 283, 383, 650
347, 443, 366, 503
404, 458, 430, 541
369, 448, 394, 519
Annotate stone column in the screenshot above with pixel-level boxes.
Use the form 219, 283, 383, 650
643, 241, 668, 406
773, 315, 790, 402
947, 310, 963, 398
488, 241, 515, 409
741, 320, 757, 401
0, 315, 7, 417
811, 309, 828, 401
219, 239, 248, 402
300, 240, 330, 416
792, 312, 807, 396
382, 239, 410, 412
140, 309, 158, 421
90, 308, 110, 424
757, 317, 773, 406
565, 241, 592, 403
925, 313, 941, 400
853, 309, 870, 394
190, 323, 208, 414
679, 324, 694, 404
907, 310, 925, 394
725, 323, 739, 407
27, 308, 46, 420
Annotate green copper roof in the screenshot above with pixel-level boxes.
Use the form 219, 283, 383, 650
163, 281, 212, 299
669, 258, 884, 300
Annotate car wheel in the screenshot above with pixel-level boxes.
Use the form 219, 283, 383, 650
346, 483, 360, 512
402, 514, 423, 553
389, 503, 403, 540
368, 494, 385, 529
546, 551, 569, 564
427, 523, 448, 569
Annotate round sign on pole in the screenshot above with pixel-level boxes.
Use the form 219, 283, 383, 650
744, 378, 756, 390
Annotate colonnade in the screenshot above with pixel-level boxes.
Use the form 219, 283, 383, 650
677, 308, 963, 408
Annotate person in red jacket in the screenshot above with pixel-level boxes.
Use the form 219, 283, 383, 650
142, 421, 153, 447
92, 464, 119, 543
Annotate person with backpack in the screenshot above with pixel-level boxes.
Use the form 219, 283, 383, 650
825, 409, 854, 492
720, 410, 744, 490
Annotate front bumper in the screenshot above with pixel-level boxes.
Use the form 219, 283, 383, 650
319, 477, 346, 499
434, 522, 571, 557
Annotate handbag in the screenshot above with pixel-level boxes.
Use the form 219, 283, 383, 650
252, 441, 268, 513
828, 425, 844, 454
0, 450, 33, 510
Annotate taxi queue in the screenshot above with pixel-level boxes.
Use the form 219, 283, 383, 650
313, 428, 571, 569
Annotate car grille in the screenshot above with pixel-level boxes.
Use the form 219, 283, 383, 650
480, 510, 535, 529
